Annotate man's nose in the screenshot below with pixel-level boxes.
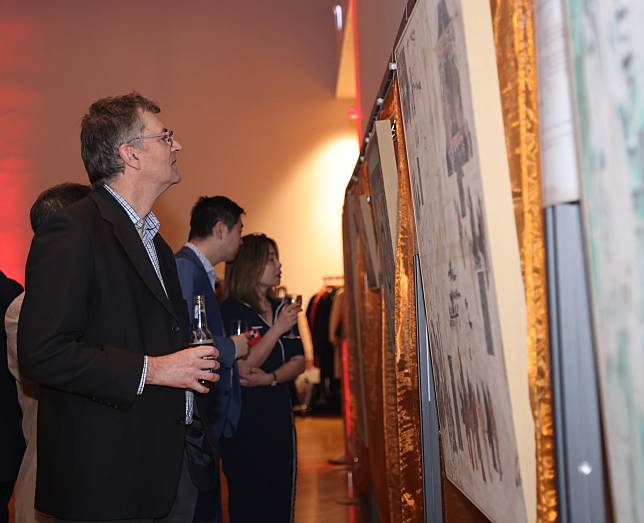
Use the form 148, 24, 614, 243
172, 139, 182, 152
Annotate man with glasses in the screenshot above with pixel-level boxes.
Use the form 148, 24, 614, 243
19, 93, 219, 523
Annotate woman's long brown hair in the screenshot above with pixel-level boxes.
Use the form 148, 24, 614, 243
224, 233, 278, 313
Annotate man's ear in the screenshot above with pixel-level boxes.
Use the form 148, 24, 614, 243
212, 220, 227, 240
118, 143, 141, 170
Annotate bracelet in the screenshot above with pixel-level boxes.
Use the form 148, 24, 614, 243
270, 371, 278, 387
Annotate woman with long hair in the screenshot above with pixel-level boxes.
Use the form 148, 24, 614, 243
220, 233, 304, 522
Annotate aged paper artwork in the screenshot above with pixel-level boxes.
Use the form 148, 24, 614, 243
395, 0, 528, 520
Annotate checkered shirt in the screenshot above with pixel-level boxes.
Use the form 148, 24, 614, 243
103, 184, 193, 424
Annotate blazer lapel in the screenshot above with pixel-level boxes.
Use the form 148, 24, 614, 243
157, 238, 187, 322
91, 189, 177, 321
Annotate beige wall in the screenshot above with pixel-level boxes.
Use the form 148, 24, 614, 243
356, 0, 406, 135
0, 1, 358, 302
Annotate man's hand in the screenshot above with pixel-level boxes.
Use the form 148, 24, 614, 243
239, 367, 272, 387
146, 345, 220, 394
231, 333, 250, 360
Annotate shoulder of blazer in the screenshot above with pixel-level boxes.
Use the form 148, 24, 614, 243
0, 271, 23, 311
175, 246, 209, 279
87, 186, 133, 227
42, 187, 125, 236
175, 245, 200, 265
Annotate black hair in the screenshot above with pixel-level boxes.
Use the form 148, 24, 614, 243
30, 183, 91, 233
188, 196, 245, 240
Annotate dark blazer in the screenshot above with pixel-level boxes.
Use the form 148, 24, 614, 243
0, 271, 24, 483
18, 188, 216, 521
175, 246, 241, 440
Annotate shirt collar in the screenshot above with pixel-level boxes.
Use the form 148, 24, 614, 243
184, 242, 216, 288
103, 184, 160, 237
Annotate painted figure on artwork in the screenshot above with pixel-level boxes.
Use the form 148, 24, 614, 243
467, 189, 494, 355
436, 0, 473, 217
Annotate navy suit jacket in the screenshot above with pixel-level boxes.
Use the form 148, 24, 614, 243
175, 246, 241, 440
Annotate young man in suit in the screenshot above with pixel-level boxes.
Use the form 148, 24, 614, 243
18, 93, 220, 522
175, 196, 247, 523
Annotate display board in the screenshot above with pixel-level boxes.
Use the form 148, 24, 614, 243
344, 193, 370, 449
534, 0, 580, 205
567, 2, 644, 521
351, 193, 380, 289
395, 0, 535, 521
366, 120, 399, 349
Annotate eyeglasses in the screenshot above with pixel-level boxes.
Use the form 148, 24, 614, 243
125, 129, 175, 147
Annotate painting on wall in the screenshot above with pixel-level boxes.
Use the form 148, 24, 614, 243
350, 193, 380, 289
567, 2, 644, 521
366, 120, 399, 348
395, 0, 529, 521
343, 193, 371, 450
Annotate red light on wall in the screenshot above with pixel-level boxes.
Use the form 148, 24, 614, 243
347, 105, 362, 120
0, 20, 37, 284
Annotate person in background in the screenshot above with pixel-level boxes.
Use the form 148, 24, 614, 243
220, 233, 304, 523
5, 182, 91, 523
18, 92, 220, 522
0, 269, 24, 523
174, 195, 248, 523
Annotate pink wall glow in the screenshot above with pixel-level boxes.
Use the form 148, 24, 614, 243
0, 1, 358, 298
0, 19, 39, 283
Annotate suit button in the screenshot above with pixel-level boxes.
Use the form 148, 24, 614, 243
176, 417, 184, 425
171, 325, 180, 334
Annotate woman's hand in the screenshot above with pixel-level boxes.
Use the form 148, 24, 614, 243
273, 303, 299, 335
239, 367, 273, 387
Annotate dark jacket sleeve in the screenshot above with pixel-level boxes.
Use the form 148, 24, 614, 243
175, 256, 196, 323
214, 335, 236, 369
18, 213, 142, 410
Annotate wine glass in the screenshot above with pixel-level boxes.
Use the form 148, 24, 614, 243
230, 319, 248, 336
283, 294, 302, 339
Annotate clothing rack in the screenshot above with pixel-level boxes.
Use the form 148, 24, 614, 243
322, 275, 344, 287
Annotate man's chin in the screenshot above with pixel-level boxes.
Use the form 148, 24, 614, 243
159, 171, 181, 195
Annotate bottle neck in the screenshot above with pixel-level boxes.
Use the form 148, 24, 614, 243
191, 295, 212, 344
193, 301, 207, 329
